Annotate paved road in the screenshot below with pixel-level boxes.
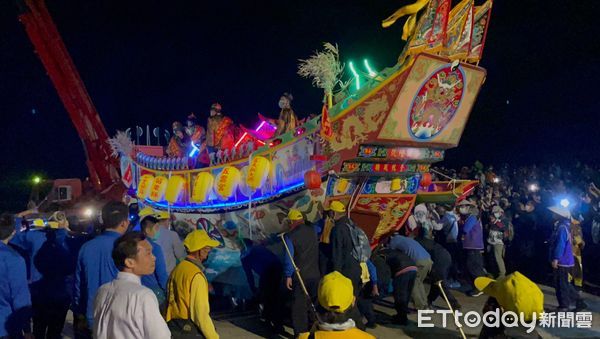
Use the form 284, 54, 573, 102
61, 283, 600, 338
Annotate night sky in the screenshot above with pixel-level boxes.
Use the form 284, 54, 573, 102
1, 0, 599, 211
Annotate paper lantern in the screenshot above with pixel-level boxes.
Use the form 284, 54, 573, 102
214, 166, 241, 199
165, 175, 186, 203
391, 178, 406, 192
420, 173, 432, 187
304, 170, 321, 190
137, 174, 154, 199
335, 178, 349, 194
238, 166, 253, 197
246, 156, 271, 190
149, 176, 168, 201
192, 172, 214, 203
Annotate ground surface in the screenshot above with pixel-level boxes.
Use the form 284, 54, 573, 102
60, 282, 600, 338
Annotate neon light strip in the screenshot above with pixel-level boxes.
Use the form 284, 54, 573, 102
234, 132, 248, 148
364, 59, 376, 77
255, 121, 266, 132
348, 61, 360, 90
146, 181, 305, 209
234, 121, 269, 148
189, 142, 199, 157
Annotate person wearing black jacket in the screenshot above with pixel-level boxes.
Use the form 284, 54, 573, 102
417, 238, 461, 310
240, 238, 284, 333
283, 209, 320, 337
329, 201, 367, 330
374, 247, 417, 325
331, 219, 362, 288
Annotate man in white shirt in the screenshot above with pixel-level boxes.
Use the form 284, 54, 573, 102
93, 232, 171, 339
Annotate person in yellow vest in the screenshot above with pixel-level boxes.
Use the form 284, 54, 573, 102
166, 229, 220, 338
299, 272, 374, 339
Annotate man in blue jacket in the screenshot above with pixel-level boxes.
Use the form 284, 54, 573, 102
389, 233, 432, 310
548, 205, 586, 311
457, 199, 485, 297
0, 213, 33, 339
73, 201, 129, 335
139, 215, 169, 310
10, 212, 76, 339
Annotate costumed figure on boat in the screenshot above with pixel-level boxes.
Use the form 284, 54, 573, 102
166, 121, 190, 158
206, 103, 235, 153
186, 113, 209, 167
275, 92, 298, 136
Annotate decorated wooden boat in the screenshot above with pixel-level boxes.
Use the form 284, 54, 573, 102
114, 0, 493, 285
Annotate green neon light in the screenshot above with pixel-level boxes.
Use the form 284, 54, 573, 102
364, 59, 376, 77
348, 61, 360, 90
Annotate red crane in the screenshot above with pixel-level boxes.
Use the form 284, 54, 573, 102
16, 0, 118, 192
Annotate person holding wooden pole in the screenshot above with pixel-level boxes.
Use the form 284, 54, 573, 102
282, 209, 321, 337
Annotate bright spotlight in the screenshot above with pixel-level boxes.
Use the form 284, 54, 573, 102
83, 208, 94, 218
528, 184, 539, 192
492, 177, 500, 184
33, 176, 41, 185
559, 199, 570, 208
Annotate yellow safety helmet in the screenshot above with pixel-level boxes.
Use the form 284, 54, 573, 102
288, 209, 303, 221
329, 201, 346, 213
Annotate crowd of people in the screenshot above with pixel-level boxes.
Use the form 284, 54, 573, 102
166, 93, 300, 168
432, 162, 600, 288
0, 162, 598, 338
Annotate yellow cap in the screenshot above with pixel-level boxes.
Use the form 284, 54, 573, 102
138, 207, 155, 219
154, 210, 170, 220
288, 209, 303, 221
318, 271, 354, 313
183, 229, 220, 252
475, 271, 544, 321
138, 207, 169, 220
329, 201, 346, 213
32, 219, 46, 227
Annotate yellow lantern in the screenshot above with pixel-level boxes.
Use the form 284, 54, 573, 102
137, 174, 154, 199
165, 175, 186, 203
192, 172, 214, 203
214, 166, 241, 199
238, 166, 253, 197
149, 176, 168, 201
246, 156, 271, 190
391, 178, 406, 192
335, 178, 349, 194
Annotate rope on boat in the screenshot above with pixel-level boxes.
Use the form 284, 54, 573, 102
429, 168, 460, 198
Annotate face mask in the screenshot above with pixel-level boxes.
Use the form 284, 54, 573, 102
151, 228, 161, 241
494, 213, 502, 218
279, 99, 288, 109
459, 207, 469, 215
